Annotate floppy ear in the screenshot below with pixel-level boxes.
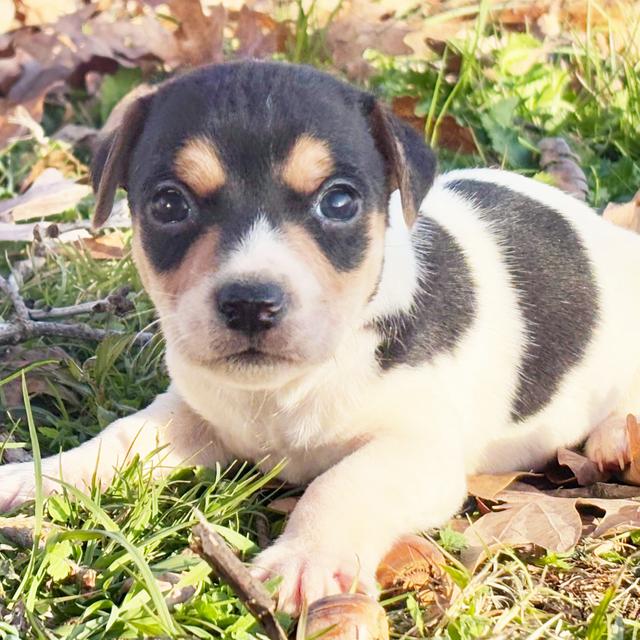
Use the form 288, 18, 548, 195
365, 98, 436, 227
91, 93, 154, 229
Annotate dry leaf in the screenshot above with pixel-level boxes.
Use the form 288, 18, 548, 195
304, 593, 389, 640
538, 137, 588, 201
18, 0, 81, 27
376, 535, 457, 617
0, 1, 16, 33
169, 0, 225, 66
0, 168, 90, 222
233, 6, 291, 58
556, 448, 608, 486
77, 232, 126, 260
463, 493, 582, 568
603, 190, 640, 234
0, 516, 58, 548
391, 96, 425, 133
466, 472, 536, 501
435, 115, 479, 155
621, 414, 640, 485
266, 496, 299, 515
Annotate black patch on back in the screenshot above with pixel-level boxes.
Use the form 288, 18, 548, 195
375, 218, 476, 368
447, 179, 599, 422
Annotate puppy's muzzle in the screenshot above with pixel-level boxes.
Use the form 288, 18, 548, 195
215, 281, 286, 336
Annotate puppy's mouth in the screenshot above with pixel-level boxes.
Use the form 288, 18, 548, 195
224, 347, 292, 366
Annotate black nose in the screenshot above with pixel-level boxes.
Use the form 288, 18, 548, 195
216, 282, 286, 335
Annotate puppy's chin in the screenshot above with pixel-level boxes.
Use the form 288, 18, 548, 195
163, 323, 335, 390
165, 341, 309, 390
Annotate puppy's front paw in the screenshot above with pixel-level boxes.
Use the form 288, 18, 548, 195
251, 538, 378, 616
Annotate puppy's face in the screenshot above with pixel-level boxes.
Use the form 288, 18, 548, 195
93, 62, 435, 388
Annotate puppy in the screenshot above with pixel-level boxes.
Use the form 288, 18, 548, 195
2, 61, 640, 615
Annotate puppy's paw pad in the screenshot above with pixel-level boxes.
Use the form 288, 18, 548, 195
251, 542, 377, 616
585, 414, 635, 472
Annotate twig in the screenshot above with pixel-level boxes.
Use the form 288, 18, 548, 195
28, 291, 133, 320
0, 274, 153, 346
191, 512, 287, 640
0, 274, 29, 322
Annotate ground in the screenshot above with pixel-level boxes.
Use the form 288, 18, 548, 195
1, 1, 640, 638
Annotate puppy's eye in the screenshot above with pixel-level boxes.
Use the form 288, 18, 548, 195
149, 187, 191, 225
317, 185, 360, 222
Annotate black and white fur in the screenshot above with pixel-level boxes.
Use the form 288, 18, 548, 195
1, 61, 638, 615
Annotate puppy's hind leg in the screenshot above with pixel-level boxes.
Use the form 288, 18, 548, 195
584, 369, 640, 472
584, 413, 635, 472
0, 386, 228, 511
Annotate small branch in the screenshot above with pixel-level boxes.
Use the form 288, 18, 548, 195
28, 290, 133, 320
0, 319, 152, 346
0, 274, 29, 322
191, 513, 287, 640
0, 275, 153, 346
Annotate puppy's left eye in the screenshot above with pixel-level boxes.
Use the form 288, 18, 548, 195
317, 185, 360, 222
149, 187, 191, 225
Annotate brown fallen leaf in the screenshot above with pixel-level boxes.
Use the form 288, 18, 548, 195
538, 137, 588, 201
326, 6, 411, 80
435, 115, 479, 155
169, 0, 225, 66
603, 190, 640, 234
621, 414, 640, 485
266, 496, 299, 515
77, 232, 127, 260
556, 448, 609, 486
0, 344, 79, 408
463, 492, 582, 568
391, 96, 425, 133
233, 6, 291, 59
573, 496, 640, 537
466, 471, 537, 501
463, 479, 640, 569
303, 593, 389, 640
376, 534, 457, 617
0, 168, 90, 222
0, 516, 58, 548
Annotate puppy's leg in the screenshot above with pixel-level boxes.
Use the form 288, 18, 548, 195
252, 426, 466, 615
584, 413, 637, 472
0, 386, 227, 511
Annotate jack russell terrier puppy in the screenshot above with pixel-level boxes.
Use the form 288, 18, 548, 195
1, 61, 639, 615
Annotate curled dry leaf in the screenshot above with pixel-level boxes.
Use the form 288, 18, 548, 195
538, 137, 588, 201
466, 471, 537, 501
304, 593, 389, 640
556, 448, 609, 486
0, 168, 90, 222
621, 414, 640, 485
376, 534, 457, 618
603, 189, 640, 234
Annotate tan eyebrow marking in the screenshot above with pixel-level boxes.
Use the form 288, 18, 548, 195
174, 136, 226, 196
280, 134, 335, 194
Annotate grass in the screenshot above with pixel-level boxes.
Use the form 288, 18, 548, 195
1, 1, 640, 638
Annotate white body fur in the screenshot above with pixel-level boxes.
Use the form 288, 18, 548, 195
2, 168, 640, 611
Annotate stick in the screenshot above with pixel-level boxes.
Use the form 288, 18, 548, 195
0, 274, 153, 346
190, 512, 287, 640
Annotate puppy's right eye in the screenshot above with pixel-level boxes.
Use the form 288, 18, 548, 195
149, 187, 191, 225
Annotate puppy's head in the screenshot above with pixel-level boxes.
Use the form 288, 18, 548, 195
92, 62, 435, 388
